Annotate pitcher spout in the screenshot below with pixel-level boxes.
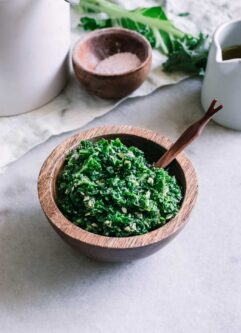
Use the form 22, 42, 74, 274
214, 19, 241, 64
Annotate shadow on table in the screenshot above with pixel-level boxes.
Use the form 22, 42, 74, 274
0, 205, 141, 309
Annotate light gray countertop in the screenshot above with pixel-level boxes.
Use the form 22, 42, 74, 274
1, 78, 241, 333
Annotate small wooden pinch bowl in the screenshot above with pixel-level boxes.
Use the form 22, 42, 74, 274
72, 28, 152, 99
38, 126, 198, 262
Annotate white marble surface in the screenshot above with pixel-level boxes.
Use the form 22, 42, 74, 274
1, 77, 241, 333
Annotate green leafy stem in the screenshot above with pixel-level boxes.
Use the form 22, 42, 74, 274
74, 0, 210, 76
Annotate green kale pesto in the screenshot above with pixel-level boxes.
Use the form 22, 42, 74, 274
56, 138, 182, 237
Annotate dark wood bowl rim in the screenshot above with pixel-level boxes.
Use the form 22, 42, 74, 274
72, 27, 152, 77
38, 126, 198, 249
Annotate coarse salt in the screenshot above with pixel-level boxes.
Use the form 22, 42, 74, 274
94, 52, 141, 75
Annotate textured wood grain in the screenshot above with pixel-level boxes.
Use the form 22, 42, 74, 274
155, 99, 224, 169
38, 126, 198, 262
72, 28, 152, 99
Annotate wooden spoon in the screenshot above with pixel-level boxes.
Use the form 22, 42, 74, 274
155, 99, 223, 169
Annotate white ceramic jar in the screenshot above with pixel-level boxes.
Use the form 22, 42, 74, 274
201, 19, 241, 131
0, 0, 70, 116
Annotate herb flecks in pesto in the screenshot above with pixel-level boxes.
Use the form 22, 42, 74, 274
57, 138, 182, 237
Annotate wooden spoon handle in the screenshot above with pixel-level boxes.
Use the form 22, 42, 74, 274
155, 99, 223, 169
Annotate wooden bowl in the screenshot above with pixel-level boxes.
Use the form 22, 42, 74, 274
72, 28, 152, 99
38, 126, 198, 262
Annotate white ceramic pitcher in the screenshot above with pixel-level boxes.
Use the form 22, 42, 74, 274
0, 0, 70, 116
201, 19, 241, 131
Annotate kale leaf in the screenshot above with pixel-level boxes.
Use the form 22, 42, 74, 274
57, 138, 182, 237
163, 33, 210, 76
75, 0, 210, 75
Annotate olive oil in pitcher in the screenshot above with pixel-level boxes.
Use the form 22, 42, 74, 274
222, 45, 241, 60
